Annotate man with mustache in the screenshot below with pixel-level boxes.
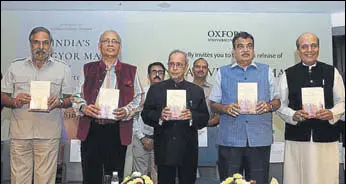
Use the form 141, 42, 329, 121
277, 32, 345, 184
192, 58, 220, 127
1, 26, 73, 183
132, 62, 166, 183
73, 30, 142, 183
192, 58, 220, 179
209, 32, 280, 184
141, 50, 209, 184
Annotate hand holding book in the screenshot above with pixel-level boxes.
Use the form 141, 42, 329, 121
112, 108, 126, 120
226, 103, 240, 117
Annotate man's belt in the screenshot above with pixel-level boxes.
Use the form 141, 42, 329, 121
93, 119, 118, 125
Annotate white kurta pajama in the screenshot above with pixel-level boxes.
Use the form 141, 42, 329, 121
277, 66, 345, 184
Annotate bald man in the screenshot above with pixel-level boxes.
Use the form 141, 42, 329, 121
277, 32, 345, 184
73, 30, 143, 183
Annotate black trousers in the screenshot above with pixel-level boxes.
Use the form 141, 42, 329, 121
157, 164, 197, 184
81, 121, 127, 184
218, 145, 271, 184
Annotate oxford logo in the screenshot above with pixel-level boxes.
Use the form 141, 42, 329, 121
207, 30, 240, 38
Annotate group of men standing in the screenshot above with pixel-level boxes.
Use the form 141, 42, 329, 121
1, 26, 344, 184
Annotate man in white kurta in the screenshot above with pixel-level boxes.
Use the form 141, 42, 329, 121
277, 32, 345, 184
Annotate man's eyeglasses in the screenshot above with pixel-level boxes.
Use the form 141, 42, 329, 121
168, 62, 185, 69
150, 70, 165, 75
101, 39, 121, 45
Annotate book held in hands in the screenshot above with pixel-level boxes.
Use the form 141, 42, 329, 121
95, 88, 120, 120
29, 81, 50, 112
167, 90, 186, 120
301, 87, 324, 118
237, 82, 257, 114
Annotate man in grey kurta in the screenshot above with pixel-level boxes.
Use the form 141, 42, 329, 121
1, 27, 72, 184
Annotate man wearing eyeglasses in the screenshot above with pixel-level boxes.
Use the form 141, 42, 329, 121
1, 26, 73, 183
132, 62, 166, 183
141, 50, 209, 184
73, 30, 143, 183
209, 32, 280, 184
277, 32, 345, 184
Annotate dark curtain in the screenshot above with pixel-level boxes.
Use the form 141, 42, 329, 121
333, 35, 345, 81
333, 35, 345, 151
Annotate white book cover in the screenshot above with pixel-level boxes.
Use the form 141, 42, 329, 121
95, 88, 119, 120
29, 81, 50, 112
237, 82, 257, 114
167, 90, 186, 120
301, 87, 324, 118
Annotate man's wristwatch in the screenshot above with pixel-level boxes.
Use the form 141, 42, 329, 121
268, 103, 275, 112
79, 104, 86, 113
59, 98, 64, 108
